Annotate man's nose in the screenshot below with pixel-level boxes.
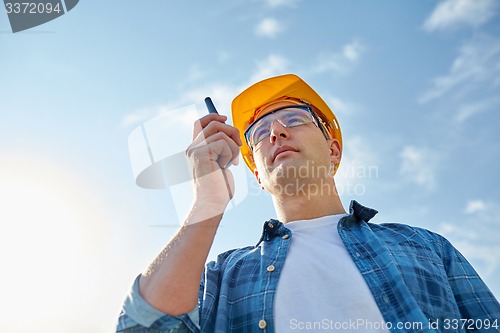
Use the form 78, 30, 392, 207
269, 120, 289, 144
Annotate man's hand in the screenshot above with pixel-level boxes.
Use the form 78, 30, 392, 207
185, 113, 242, 219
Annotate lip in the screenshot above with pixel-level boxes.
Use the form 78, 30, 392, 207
272, 145, 299, 162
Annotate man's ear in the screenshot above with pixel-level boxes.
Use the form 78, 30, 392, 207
254, 169, 266, 190
328, 139, 342, 165
254, 169, 261, 185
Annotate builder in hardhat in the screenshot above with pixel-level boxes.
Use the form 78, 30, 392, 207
117, 74, 500, 332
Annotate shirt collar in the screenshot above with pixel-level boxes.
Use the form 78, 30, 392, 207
348, 200, 378, 222
257, 200, 378, 245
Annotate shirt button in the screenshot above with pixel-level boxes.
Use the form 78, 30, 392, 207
383, 295, 390, 304
267, 265, 275, 272
267, 222, 274, 228
355, 252, 361, 257
259, 319, 267, 329
282, 234, 289, 240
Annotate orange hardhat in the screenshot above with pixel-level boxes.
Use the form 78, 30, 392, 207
231, 74, 342, 173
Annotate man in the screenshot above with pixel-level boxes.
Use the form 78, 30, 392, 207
116, 74, 500, 332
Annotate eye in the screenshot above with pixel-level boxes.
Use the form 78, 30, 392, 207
251, 125, 270, 144
284, 115, 309, 127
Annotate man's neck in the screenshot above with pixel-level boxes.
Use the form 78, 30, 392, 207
271, 179, 345, 223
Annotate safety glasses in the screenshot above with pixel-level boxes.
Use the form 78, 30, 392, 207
244, 106, 320, 149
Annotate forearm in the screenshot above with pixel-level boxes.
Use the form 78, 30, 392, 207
139, 206, 223, 316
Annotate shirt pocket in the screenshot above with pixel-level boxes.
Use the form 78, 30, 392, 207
391, 246, 457, 321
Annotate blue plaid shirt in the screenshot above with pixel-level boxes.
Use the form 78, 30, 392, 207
116, 201, 500, 332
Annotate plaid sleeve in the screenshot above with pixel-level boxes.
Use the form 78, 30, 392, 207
437, 234, 500, 330
115, 274, 200, 332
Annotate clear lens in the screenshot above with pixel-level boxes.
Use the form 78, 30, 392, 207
245, 107, 314, 147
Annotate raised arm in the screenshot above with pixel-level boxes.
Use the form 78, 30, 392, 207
138, 112, 242, 316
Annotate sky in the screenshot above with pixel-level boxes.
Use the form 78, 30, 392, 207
0, 0, 499, 332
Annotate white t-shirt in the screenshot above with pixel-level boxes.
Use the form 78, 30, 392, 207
274, 214, 389, 333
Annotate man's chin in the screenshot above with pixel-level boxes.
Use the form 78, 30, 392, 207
271, 160, 305, 178
270, 158, 331, 180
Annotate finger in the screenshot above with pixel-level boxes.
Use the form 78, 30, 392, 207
193, 121, 242, 147
198, 132, 241, 167
187, 138, 234, 173
210, 140, 235, 169
192, 114, 227, 140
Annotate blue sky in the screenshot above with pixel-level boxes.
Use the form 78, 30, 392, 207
1, 1, 499, 332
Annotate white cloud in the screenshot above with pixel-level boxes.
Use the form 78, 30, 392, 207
264, 0, 300, 8
335, 136, 380, 197
399, 146, 439, 190
121, 107, 156, 127
423, 0, 499, 32
465, 199, 487, 214
343, 41, 365, 62
453, 241, 499, 279
326, 95, 360, 116
438, 223, 457, 234
341, 136, 380, 170
455, 97, 500, 122
314, 52, 344, 74
419, 34, 500, 103
314, 40, 367, 75
255, 17, 284, 38
437, 200, 500, 281
250, 54, 289, 82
